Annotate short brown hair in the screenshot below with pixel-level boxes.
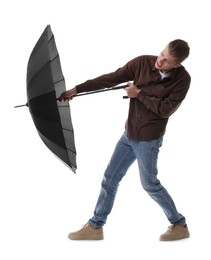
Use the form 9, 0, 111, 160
168, 39, 190, 63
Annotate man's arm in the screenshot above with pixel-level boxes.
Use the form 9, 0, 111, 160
137, 75, 191, 118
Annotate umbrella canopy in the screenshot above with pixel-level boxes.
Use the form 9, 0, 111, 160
26, 25, 77, 173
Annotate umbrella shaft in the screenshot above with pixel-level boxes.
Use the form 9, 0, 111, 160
75, 84, 127, 97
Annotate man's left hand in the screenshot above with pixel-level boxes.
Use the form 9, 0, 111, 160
124, 82, 141, 98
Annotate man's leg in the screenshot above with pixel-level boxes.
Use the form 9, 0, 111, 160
88, 132, 136, 227
68, 133, 136, 240
131, 137, 189, 240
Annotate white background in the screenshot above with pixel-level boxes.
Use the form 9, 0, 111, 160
1, 0, 210, 259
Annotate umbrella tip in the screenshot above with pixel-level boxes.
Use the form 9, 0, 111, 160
14, 103, 28, 108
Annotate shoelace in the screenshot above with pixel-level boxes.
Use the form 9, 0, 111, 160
168, 224, 175, 230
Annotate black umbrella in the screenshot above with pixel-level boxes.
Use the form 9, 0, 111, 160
16, 25, 77, 173
15, 25, 128, 173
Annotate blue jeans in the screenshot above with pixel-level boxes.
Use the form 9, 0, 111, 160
88, 132, 186, 227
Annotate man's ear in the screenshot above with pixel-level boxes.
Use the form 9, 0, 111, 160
175, 63, 182, 68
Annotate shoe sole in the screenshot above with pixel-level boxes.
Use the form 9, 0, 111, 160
160, 233, 190, 241
68, 234, 104, 240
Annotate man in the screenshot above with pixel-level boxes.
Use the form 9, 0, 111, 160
58, 39, 191, 241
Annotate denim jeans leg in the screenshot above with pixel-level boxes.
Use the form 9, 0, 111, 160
131, 137, 186, 225
88, 133, 136, 227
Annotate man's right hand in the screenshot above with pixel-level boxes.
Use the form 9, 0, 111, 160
57, 87, 77, 101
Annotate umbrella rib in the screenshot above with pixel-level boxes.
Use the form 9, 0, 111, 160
47, 33, 54, 44
54, 78, 65, 85
62, 127, 73, 133
58, 104, 69, 107
27, 54, 64, 87
27, 61, 51, 87
66, 147, 76, 154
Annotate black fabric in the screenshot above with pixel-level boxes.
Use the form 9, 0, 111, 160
26, 25, 77, 173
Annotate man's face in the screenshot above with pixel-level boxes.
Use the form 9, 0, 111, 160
155, 45, 181, 73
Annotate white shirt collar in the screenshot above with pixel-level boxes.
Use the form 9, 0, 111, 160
159, 70, 172, 79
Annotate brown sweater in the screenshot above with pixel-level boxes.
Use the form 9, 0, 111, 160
76, 55, 191, 140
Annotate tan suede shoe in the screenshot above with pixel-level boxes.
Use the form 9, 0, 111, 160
160, 224, 190, 241
68, 224, 104, 240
